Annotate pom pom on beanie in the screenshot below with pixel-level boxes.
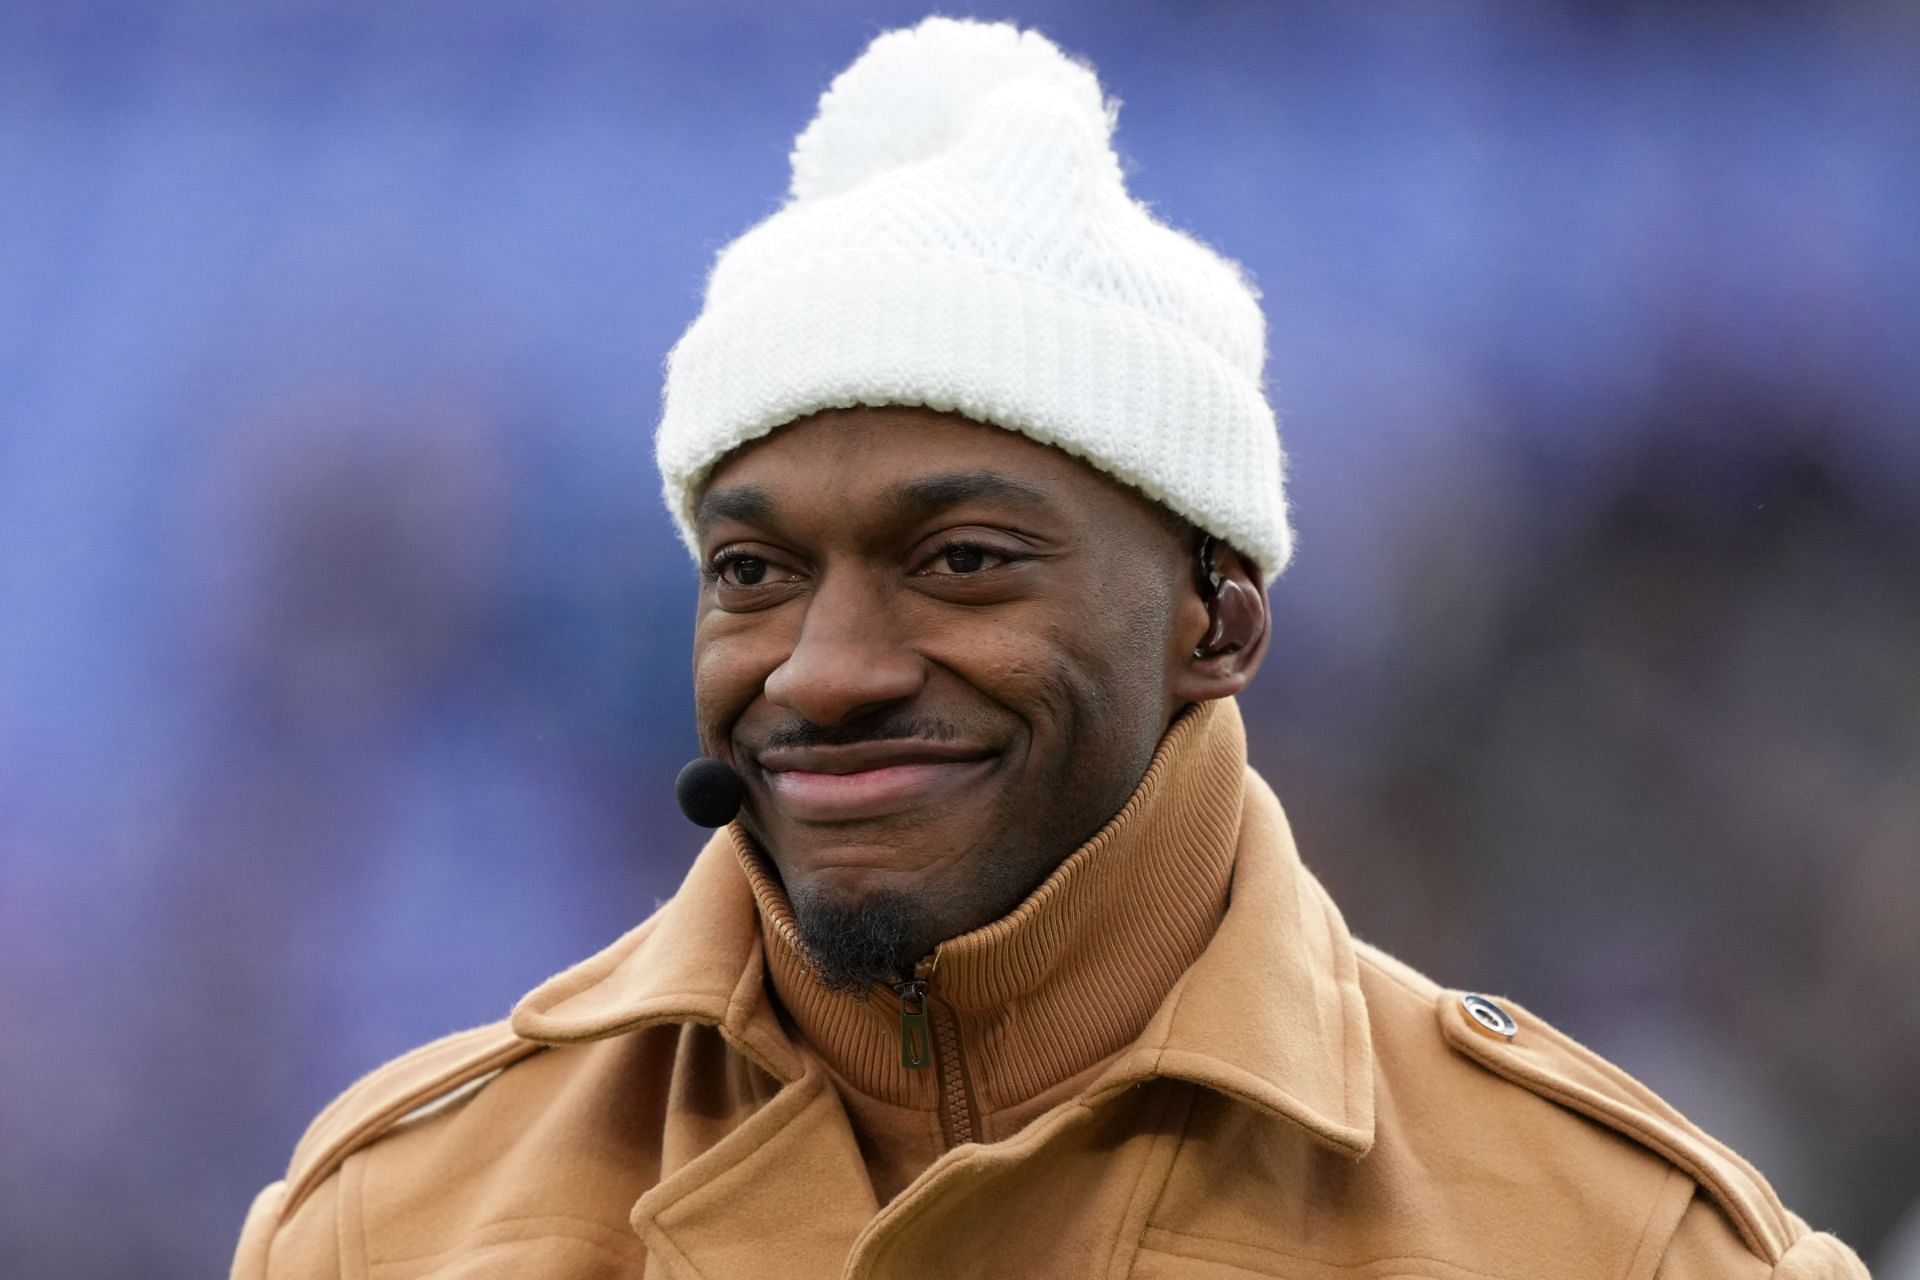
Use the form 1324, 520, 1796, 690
789, 21, 1110, 203
657, 16, 1293, 575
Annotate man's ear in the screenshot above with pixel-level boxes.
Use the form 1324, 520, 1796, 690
1170, 539, 1269, 703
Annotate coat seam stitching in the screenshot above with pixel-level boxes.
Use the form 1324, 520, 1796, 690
330, 1157, 348, 1280
284, 1036, 538, 1218
1103, 1081, 1189, 1279
637, 1220, 711, 1280
1356, 948, 1437, 1003
364, 1234, 645, 1276
1141, 1227, 1518, 1280
1328, 888, 1357, 1124
355, 1157, 370, 1280
1139, 1085, 1198, 1246
1519, 1069, 1777, 1261
1620, 1166, 1689, 1280
364, 1214, 652, 1267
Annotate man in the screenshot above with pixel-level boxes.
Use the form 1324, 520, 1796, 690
232, 18, 1868, 1278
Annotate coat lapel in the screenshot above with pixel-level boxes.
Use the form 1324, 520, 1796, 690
633, 1057, 878, 1279
514, 832, 876, 1277
511, 828, 802, 1083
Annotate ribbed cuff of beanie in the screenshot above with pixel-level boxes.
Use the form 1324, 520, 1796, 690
658, 250, 1292, 576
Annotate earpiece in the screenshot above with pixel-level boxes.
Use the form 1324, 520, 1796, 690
1192, 536, 1250, 659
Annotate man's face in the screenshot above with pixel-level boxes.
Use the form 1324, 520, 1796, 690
691, 407, 1219, 983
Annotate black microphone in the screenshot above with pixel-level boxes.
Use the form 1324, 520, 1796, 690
675, 757, 744, 828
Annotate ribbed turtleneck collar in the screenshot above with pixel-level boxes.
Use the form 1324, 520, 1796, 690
733, 698, 1245, 1119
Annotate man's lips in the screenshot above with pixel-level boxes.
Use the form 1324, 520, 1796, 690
754, 741, 998, 822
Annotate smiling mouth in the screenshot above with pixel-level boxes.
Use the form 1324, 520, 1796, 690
755, 743, 998, 822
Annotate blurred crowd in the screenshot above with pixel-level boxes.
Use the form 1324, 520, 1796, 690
1, 2, 1914, 1276
1274, 395, 1920, 1253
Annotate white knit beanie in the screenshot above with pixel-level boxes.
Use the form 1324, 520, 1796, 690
657, 17, 1293, 575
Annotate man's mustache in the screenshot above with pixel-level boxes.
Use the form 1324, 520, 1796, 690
758, 715, 967, 752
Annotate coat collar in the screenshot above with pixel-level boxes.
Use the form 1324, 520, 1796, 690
511, 697, 1375, 1158
1088, 761, 1375, 1155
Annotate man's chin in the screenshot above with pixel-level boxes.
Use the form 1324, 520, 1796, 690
786, 882, 929, 992
755, 819, 977, 891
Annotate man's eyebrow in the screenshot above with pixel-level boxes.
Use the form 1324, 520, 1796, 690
892, 471, 1054, 518
694, 485, 775, 537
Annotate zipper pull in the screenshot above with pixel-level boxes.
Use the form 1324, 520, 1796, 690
895, 979, 932, 1069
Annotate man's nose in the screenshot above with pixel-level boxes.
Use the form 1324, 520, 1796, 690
762, 571, 925, 727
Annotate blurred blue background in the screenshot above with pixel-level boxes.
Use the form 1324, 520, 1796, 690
2, 1, 1917, 1274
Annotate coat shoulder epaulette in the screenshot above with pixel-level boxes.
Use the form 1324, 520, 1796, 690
278, 1020, 545, 1220
1431, 986, 1800, 1265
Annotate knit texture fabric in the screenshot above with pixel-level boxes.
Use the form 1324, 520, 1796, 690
657, 16, 1293, 574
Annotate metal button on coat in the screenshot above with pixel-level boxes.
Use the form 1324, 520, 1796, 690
1460, 993, 1518, 1040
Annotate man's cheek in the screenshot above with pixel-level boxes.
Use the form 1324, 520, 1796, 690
928, 628, 1058, 699
691, 646, 772, 760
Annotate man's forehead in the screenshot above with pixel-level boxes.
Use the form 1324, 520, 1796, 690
689, 404, 1189, 546
694, 468, 1054, 539
693, 407, 1073, 530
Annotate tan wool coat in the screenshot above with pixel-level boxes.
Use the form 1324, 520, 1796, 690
232, 700, 1869, 1278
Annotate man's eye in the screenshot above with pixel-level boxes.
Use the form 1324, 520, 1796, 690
711, 554, 769, 586
944, 546, 986, 574
925, 543, 1005, 575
